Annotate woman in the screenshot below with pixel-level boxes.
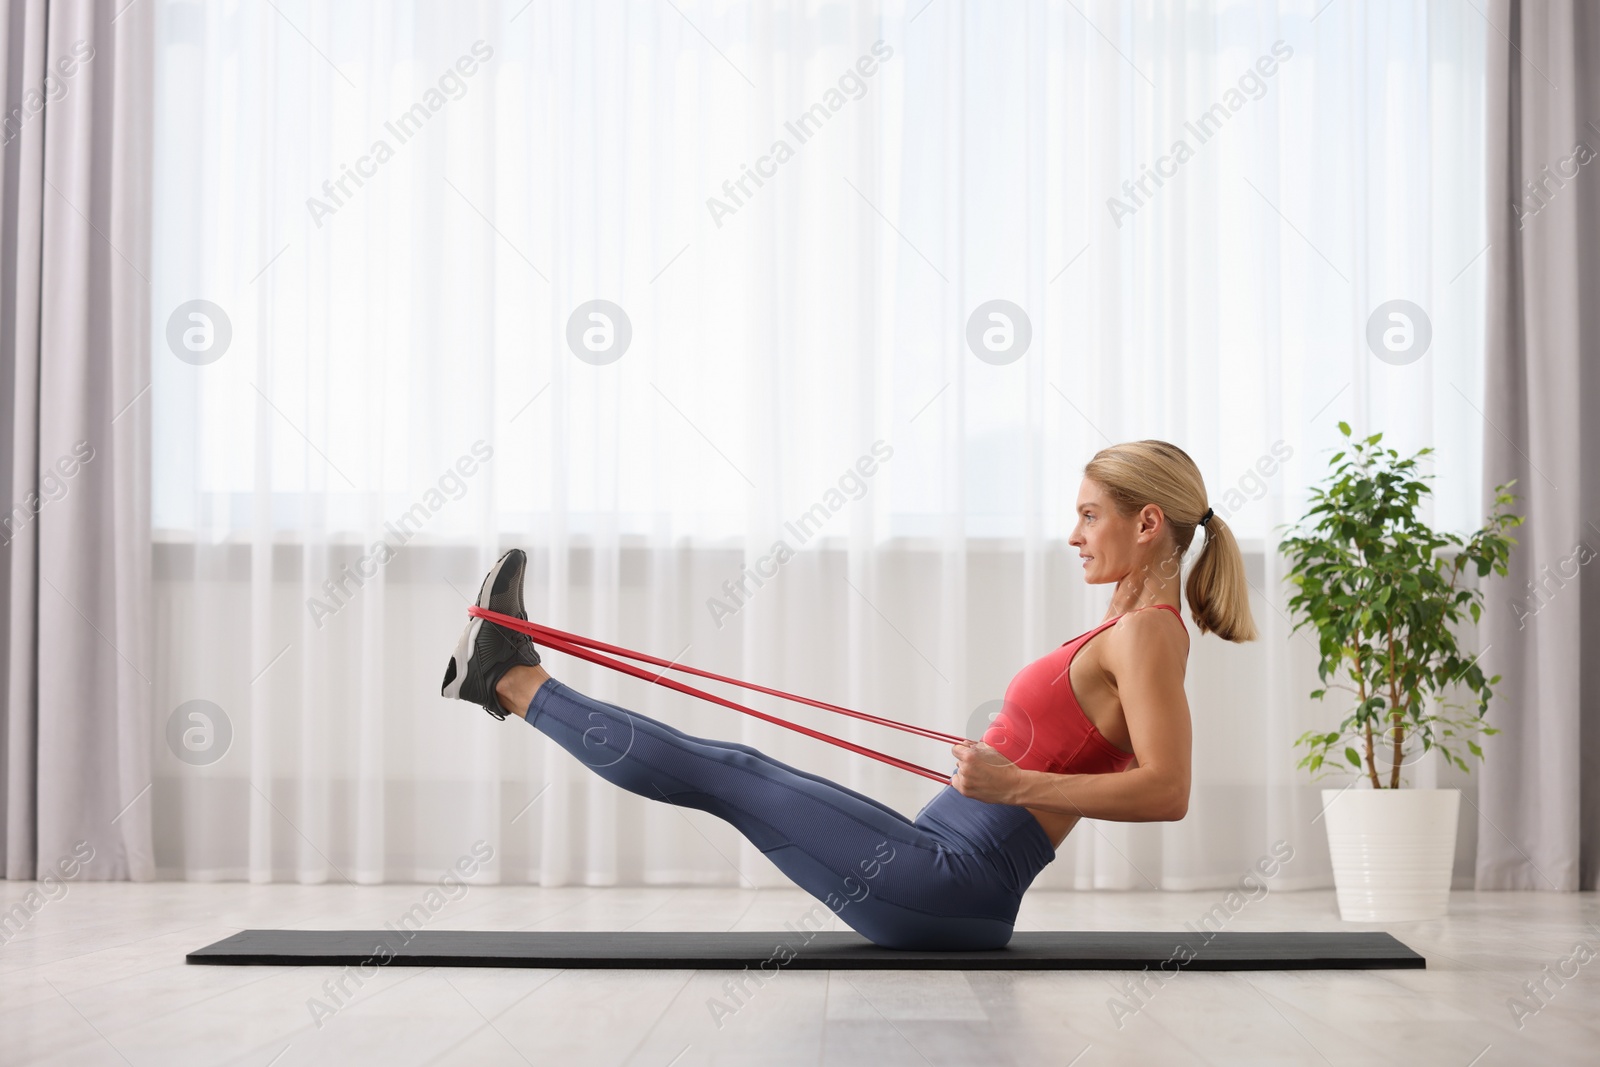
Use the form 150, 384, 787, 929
440, 440, 1257, 950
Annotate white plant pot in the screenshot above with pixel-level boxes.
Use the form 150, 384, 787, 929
1321, 787, 1460, 922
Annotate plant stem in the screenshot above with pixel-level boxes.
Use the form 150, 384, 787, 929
1386, 617, 1400, 790
1356, 641, 1380, 789
1389, 709, 1404, 789
1363, 717, 1378, 789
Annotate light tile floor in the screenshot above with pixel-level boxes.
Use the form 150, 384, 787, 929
0, 882, 1595, 1066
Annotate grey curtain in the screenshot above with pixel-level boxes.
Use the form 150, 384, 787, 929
0, 0, 153, 880
1481, 0, 1600, 890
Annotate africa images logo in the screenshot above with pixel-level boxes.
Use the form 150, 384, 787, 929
705, 40, 895, 227
1106, 40, 1293, 227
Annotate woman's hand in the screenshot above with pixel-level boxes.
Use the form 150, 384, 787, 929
949, 741, 1022, 804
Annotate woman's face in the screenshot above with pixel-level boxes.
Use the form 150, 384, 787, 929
1069, 477, 1158, 585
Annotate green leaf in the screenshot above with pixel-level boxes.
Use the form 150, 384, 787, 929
1344, 747, 1361, 767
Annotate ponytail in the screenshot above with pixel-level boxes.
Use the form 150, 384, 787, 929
1184, 511, 1258, 642
1084, 440, 1259, 643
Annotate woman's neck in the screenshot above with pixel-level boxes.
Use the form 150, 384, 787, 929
1106, 559, 1182, 617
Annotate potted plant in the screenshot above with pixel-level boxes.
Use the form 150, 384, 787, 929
1278, 423, 1522, 921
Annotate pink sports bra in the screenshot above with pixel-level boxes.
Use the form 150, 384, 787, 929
981, 604, 1185, 775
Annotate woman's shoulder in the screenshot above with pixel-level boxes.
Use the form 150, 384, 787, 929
1106, 604, 1190, 656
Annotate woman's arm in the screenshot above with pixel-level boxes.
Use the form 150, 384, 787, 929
952, 610, 1191, 822
1008, 764, 1183, 822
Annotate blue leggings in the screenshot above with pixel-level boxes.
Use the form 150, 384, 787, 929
523, 677, 1057, 950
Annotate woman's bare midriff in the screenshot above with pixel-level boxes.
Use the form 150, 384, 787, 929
1021, 624, 1136, 850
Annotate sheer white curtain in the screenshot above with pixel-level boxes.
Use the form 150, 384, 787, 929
149, 0, 1486, 891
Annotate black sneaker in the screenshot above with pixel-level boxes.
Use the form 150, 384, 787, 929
440, 548, 541, 720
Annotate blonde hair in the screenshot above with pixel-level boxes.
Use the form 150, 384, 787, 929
1083, 440, 1258, 643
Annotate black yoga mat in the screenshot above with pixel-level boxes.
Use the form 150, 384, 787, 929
187, 929, 1424, 971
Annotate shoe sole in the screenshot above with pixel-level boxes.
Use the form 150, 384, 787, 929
440, 616, 481, 702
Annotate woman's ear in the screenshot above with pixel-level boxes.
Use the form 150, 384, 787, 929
1137, 503, 1165, 542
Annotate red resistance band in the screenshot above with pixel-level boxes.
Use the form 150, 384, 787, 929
466, 606, 970, 785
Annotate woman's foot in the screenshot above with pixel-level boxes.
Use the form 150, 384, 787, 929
440, 548, 542, 720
